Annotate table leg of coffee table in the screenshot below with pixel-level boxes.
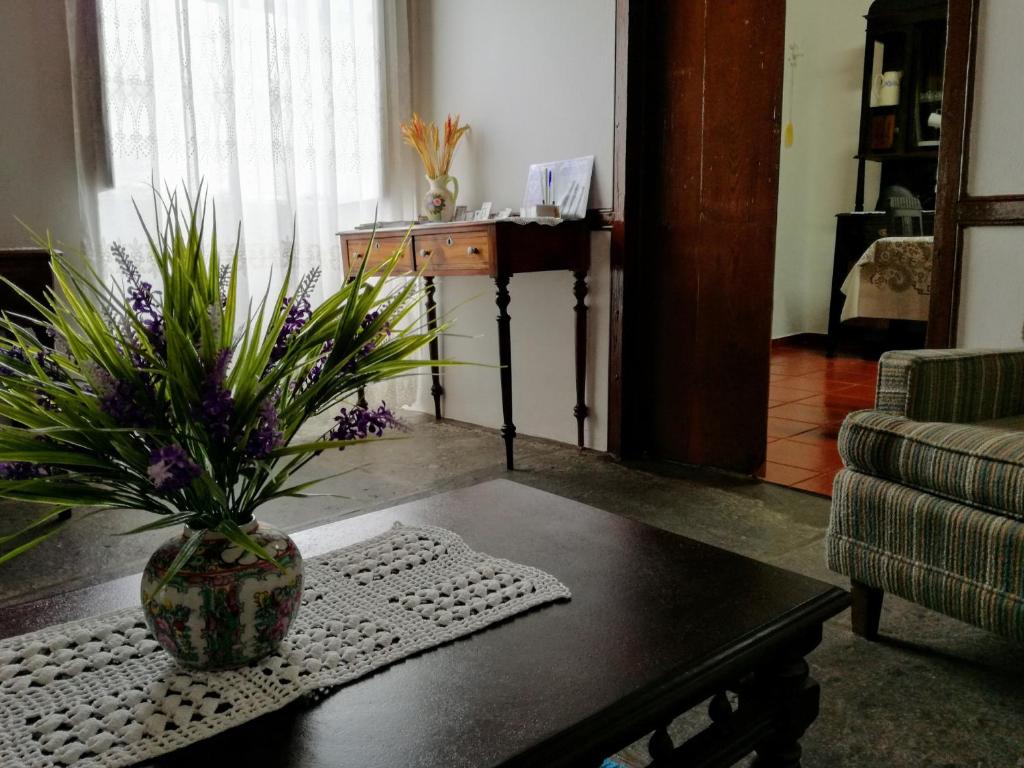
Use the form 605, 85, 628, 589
749, 657, 819, 768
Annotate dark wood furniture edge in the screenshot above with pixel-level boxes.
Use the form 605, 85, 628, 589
927, 0, 980, 348
606, 0, 643, 457
586, 208, 614, 230
505, 587, 851, 767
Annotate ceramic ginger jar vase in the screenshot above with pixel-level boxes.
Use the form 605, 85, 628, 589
141, 520, 303, 669
423, 174, 459, 222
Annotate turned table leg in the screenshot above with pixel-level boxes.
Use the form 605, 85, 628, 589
495, 275, 516, 471
749, 657, 820, 768
424, 276, 444, 419
573, 270, 589, 449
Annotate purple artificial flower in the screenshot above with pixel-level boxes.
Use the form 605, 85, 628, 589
304, 340, 335, 388
147, 445, 202, 492
128, 281, 155, 313
195, 349, 234, 441
245, 396, 282, 459
328, 402, 402, 448
0, 462, 47, 480
270, 296, 312, 363
34, 350, 65, 381
342, 311, 392, 374
111, 243, 165, 357
100, 378, 155, 427
0, 346, 31, 379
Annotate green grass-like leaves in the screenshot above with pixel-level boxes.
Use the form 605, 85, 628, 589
0, 188, 448, 583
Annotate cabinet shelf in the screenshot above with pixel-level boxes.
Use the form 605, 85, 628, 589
853, 0, 946, 207
856, 149, 939, 162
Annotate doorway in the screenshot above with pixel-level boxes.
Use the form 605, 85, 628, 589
608, 0, 967, 480
762, 0, 946, 495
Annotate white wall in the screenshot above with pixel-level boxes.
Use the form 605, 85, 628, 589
772, 0, 878, 338
410, 0, 614, 449
0, 1, 82, 249
957, 0, 1024, 347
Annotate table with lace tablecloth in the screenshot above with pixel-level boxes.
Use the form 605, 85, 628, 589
840, 236, 933, 322
0, 480, 851, 768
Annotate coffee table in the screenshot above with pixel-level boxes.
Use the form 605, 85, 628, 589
0, 480, 850, 767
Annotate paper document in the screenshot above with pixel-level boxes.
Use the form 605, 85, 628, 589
522, 156, 594, 220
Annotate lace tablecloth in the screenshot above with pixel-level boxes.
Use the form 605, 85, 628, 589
841, 236, 933, 322
0, 523, 570, 767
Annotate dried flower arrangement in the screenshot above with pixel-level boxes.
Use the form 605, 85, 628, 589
400, 113, 470, 179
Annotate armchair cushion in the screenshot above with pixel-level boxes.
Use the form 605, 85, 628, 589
876, 348, 1024, 422
827, 469, 1024, 641
839, 410, 1024, 521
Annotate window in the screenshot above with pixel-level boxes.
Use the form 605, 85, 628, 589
95, 0, 400, 303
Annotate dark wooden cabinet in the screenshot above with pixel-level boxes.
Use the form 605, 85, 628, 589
827, 1, 946, 356
854, 0, 947, 211
0, 249, 53, 341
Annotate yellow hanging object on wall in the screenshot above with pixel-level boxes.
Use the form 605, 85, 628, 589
783, 44, 803, 149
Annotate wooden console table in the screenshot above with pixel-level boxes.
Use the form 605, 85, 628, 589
338, 220, 590, 470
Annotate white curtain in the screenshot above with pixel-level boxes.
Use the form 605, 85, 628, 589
75, 0, 423, 408
92, 0, 415, 306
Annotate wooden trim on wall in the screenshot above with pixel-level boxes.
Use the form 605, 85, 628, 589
927, 0, 980, 347
956, 195, 1024, 225
606, 0, 644, 456
929, 0, 1024, 347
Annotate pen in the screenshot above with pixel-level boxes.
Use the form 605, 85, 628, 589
547, 169, 553, 205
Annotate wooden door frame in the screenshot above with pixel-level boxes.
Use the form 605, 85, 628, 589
608, 0, 980, 458
927, 0, 1024, 346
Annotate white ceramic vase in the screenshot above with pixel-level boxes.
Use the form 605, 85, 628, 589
423, 174, 459, 222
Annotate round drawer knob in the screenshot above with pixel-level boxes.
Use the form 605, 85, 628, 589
374, 241, 381, 249
354, 253, 364, 259
420, 249, 431, 257
466, 246, 480, 255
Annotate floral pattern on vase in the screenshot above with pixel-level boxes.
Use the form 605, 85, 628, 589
141, 520, 303, 669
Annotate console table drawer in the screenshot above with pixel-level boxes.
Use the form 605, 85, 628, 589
414, 229, 492, 274
344, 234, 413, 275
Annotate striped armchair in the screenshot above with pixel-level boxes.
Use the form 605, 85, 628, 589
826, 349, 1024, 641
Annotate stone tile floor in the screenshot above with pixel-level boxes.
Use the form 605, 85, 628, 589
1, 413, 1021, 766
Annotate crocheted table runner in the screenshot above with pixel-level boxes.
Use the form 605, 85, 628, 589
0, 523, 571, 767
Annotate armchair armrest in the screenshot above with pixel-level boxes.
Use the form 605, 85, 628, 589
875, 348, 1024, 422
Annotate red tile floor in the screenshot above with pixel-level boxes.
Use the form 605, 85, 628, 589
757, 340, 879, 497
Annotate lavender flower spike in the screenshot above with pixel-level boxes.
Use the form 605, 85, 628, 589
148, 445, 202, 492
246, 396, 283, 458
0, 462, 47, 480
328, 402, 402, 448
270, 296, 312, 363
196, 349, 234, 441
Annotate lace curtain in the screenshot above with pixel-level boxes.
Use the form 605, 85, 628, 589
69, 0, 422, 408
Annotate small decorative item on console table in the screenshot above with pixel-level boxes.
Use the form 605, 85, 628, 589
339, 218, 591, 470
401, 113, 470, 223
0, 187, 444, 670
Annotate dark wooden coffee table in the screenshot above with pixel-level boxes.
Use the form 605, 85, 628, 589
0, 480, 850, 768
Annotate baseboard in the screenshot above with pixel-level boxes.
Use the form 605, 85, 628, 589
771, 332, 828, 350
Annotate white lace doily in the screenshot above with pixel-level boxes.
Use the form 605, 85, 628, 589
0, 524, 570, 767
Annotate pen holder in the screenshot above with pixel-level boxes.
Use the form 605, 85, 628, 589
524, 204, 560, 218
